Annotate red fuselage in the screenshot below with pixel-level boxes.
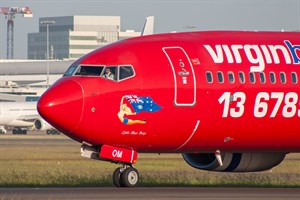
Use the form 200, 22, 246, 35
38, 31, 300, 153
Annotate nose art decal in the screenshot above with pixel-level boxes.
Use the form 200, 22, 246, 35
117, 95, 161, 125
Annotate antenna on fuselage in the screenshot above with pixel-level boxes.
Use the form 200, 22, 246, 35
141, 16, 154, 36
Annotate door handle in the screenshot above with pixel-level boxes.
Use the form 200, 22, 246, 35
178, 71, 190, 76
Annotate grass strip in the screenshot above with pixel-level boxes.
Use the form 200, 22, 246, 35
0, 135, 299, 187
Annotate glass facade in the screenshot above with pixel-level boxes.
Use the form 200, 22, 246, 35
28, 16, 140, 60
28, 31, 69, 60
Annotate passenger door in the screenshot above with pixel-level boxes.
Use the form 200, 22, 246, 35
163, 47, 196, 106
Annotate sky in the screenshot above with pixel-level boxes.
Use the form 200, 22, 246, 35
0, 0, 299, 59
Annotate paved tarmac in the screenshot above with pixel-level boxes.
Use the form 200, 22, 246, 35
0, 187, 299, 200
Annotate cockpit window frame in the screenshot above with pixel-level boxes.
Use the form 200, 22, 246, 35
117, 65, 136, 82
63, 64, 80, 77
101, 66, 118, 81
64, 64, 136, 82
64, 64, 105, 77
75, 65, 105, 76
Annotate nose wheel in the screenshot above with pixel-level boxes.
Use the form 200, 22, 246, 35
113, 166, 139, 187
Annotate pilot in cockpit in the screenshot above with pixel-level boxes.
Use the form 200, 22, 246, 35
102, 68, 115, 80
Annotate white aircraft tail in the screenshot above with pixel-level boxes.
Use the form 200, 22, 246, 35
141, 16, 154, 36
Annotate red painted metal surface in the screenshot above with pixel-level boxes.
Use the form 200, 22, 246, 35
100, 145, 138, 164
38, 31, 300, 155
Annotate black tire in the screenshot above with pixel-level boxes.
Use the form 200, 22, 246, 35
16, 129, 22, 134
113, 167, 124, 187
121, 167, 139, 187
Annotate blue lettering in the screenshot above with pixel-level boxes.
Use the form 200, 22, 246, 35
284, 40, 300, 64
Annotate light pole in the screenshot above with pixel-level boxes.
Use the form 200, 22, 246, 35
41, 20, 55, 88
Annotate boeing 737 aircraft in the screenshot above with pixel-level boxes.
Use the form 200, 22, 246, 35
38, 30, 300, 187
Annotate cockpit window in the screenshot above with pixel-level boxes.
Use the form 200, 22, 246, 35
101, 65, 135, 81
75, 65, 104, 76
63, 65, 78, 76
119, 66, 135, 80
64, 64, 135, 81
101, 66, 117, 81
63, 65, 104, 76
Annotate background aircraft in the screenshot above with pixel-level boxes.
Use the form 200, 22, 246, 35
0, 102, 57, 134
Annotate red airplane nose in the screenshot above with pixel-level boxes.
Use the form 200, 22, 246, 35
37, 79, 84, 134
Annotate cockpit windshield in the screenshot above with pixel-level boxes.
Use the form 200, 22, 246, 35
63, 65, 104, 77
63, 64, 135, 82
119, 66, 135, 80
101, 66, 117, 80
75, 66, 104, 76
63, 65, 78, 76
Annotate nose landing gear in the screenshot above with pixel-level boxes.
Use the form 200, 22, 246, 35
81, 144, 140, 187
113, 165, 139, 187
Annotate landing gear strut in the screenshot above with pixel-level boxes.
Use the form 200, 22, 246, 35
113, 165, 139, 187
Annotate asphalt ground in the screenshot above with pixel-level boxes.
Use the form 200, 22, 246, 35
1, 131, 299, 200
0, 187, 299, 200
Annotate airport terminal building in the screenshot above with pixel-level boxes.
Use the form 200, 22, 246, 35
27, 16, 140, 60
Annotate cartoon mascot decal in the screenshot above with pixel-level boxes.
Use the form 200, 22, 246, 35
118, 95, 161, 125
